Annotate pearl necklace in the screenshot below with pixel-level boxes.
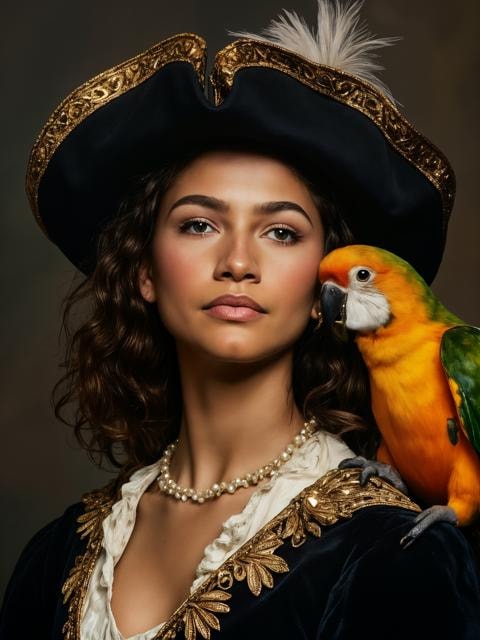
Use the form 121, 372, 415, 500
155, 418, 317, 503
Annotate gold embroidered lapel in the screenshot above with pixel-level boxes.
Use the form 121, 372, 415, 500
61, 468, 420, 640
61, 480, 118, 640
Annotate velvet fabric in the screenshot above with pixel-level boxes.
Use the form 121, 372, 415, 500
33, 38, 451, 283
1, 500, 479, 639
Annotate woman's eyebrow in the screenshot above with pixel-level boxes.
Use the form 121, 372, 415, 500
168, 194, 227, 215
261, 201, 312, 225
167, 194, 312, 225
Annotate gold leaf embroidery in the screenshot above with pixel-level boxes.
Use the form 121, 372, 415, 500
61, 468, 420, 640
75, 487, 117, 541
60, 554, 85, 604
235, 531, 289, 596
61, 481, 117, 640
231, 538, 284, 582
279, 504, 309, 547
157, 468, 420, 639
183, 591, 231, 640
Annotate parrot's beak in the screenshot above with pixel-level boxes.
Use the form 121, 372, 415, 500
320, 283, 347, 328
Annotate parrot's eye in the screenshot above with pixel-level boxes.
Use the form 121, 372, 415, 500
356, 269, 372, 282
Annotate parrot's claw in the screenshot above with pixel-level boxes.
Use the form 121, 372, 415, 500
400, 505, 458, 549
338, 456, 409, 495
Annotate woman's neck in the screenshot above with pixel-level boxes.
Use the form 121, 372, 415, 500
169, 345, 306, 489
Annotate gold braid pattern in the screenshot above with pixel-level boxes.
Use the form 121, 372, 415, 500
61, 481, 118, 640
25, 33, 207, 233
25, 35, 454, 240
210, 39, 455, 231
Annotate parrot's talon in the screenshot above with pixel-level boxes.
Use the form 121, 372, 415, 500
338, 456, 409, 495
338, 456, 367, 468
359, 466, 377, 486
400, 505, 458, 549
399, 531, 417, 550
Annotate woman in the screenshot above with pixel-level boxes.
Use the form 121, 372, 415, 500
1, 2, 479, 639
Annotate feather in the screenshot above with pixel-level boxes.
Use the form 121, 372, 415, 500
228, 0, 400, 103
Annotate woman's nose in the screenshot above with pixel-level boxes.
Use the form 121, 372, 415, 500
213, 231, 260, 282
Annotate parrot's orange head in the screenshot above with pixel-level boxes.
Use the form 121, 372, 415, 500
318, 244, 427, 333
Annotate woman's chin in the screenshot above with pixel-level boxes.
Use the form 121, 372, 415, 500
177, 333, 292, 367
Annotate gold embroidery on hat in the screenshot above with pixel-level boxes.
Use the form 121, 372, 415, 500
27, 35, 454, 243
26, 33, 206, 234
210, 39, 455, 231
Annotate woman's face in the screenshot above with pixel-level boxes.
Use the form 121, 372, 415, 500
139, 150, 325, 364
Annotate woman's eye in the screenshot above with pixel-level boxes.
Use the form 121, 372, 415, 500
179, 219, 215, 235
178, 220, 299, 245
265, 226, 300, 245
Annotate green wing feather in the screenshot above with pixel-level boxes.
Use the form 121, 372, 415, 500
440, 325, 480, 454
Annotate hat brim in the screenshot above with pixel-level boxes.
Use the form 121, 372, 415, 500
26, 33, 455, 283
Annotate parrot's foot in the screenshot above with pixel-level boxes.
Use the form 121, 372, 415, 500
400, 505, 458, 549
338, 456, 409, 495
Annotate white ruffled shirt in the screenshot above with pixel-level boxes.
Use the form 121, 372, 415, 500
80, 430, 355, 639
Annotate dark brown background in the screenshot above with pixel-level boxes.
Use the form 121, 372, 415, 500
1, 0, 479, 597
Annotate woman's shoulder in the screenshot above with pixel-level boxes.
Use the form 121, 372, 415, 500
8, 478, 118, 565
322, 506, 480, 638
300, 471, 480, 638
308, 468, 478, 575
0, 479, 118, 638
3, 499, 86, 586
339, 501, 478, 574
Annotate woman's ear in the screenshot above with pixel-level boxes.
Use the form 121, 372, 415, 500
138, 260, 156, 303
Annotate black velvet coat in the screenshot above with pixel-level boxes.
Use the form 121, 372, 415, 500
1, 468, 480, 640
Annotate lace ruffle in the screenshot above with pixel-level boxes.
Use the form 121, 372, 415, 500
190, 430, 353, 591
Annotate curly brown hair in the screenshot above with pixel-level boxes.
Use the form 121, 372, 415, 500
53, 145, 379, 481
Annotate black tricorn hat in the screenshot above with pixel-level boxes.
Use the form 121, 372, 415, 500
26, 13, 455, 284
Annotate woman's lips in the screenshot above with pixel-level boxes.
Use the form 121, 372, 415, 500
204, 304, 265, 321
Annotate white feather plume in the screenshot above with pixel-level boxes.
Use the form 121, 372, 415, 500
228, 0, 400, 103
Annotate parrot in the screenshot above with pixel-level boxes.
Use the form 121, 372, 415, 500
317, 244, 480, 547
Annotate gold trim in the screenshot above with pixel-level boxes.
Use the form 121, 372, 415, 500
158, 468, 419, 639
27, 35, 454, 245
60, 467, 419, 639
25, 33, 207, 235
61, 481, 117, 640
210, 39, 455, 231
